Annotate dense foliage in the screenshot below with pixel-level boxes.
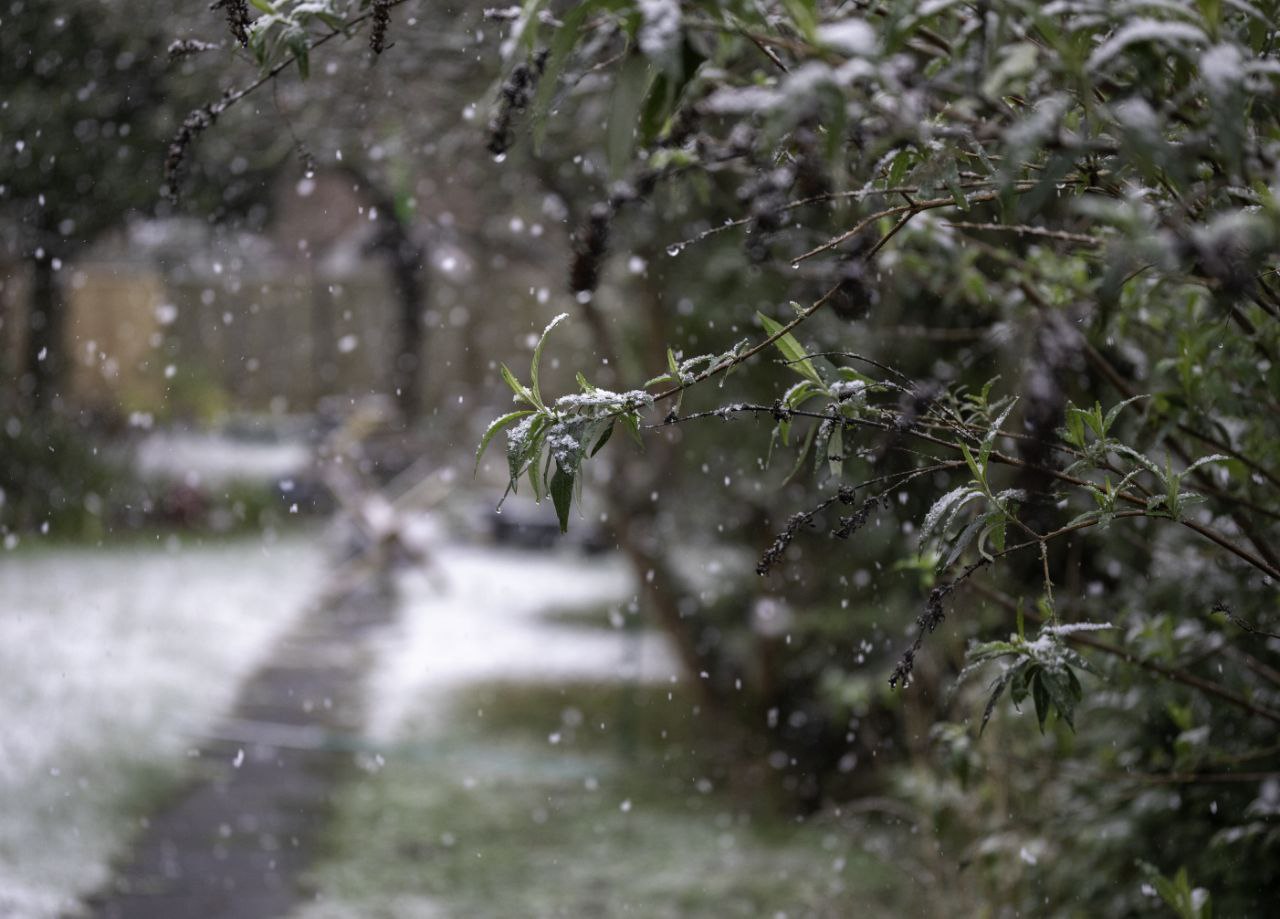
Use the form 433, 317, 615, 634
175, 0, 1279, 913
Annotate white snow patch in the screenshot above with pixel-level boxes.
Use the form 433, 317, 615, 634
1201, 43, 1244, 98
638, 0, 681, 62
0, 536, 322, 918
363, 545, 680, 740
818, 19, 876, 56
134, 430, 311, 486
1088, 20, 1206, 71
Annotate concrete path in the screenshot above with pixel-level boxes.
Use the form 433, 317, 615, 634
85, 581, 397, 919
81, 539, 681, 919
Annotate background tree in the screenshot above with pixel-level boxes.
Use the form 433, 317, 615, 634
0, 0, 292, 415
1, 0, 174, 411
179, 0, 1280, 912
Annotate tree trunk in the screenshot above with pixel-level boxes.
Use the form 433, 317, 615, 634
340, 165, 428, 423
387, 232, 426, 421
25, 252, 63, 414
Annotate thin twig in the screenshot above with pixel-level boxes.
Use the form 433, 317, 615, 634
648, 215, 918, 405
942, 220, 1103, 247
792, 190, 1015, 265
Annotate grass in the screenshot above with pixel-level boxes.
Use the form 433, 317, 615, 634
296, 681, 924, 918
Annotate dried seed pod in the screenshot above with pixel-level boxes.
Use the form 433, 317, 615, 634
756, 511, 810, 575
486, 49, 549, 156
369, 0, 392, 54
569, 202, 614, 295
163, 104, 218, 203
211, 0, 251, 48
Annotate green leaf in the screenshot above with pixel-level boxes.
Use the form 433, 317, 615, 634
1032, 671, 1052, 732
1066, 666, 1083, 702
1041, 668, 1077, 730
1063, 408, 1086, 448
531, 312, 568, 405
785, 380, 820, 409
476, 410, 535, 473
978, 516, 1006, 559
1113, 443, 1164, 480
757, 310, 823, 385
982, 398, 1017, 466
967, 640, 1023, 663
621, 411, 644, 447
507, 412, 547, 491
980, 668, 1015, 735
1060, 646, 1103, 678
531, 0, 600, 147
960, 443, 984, 485
550, 462, 574, 533
813, 419, 835, 476
944, 517, 985, 568
608, 54, 655, 178
501, 363, 534, 406
783, 421, 819, 485
828, 423, 843, 479
920, 486, 982, 545
1086, 401, 1105, 437
1181, 454, 1230, 477
781, 0, 818, 40
1102, 394, 1149, 434
1009, 663, 1032, 707
590, 422, 615, 457
886, 148, 914, 186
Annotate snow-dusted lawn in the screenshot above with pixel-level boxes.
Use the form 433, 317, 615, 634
0, 534, 322, 918
364, 544, 680, 739
290, 545, 922, 918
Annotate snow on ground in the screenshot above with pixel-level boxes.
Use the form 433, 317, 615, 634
0, 534, 322, 919
0, 514, 682, 917
364, 544, 681, 740
133, 429, 312, 486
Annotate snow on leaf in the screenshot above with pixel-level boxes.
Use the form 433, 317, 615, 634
1041, 621, 1115, 636
1201, 43, 1245, 99
920, 485, 981, 545
637, 0, 681, 64
531, 312, 569, 403
817, 19, 876, 56
1087, 20, 1207, 72
476, 409, 536, 473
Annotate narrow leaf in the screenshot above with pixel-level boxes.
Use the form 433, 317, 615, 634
501, 363, 534, 404
590, 422, 615, 457
758, 311, 823, 385
531, 312, 569, 404
550, 462, 574, 533
476, 410, 535, 473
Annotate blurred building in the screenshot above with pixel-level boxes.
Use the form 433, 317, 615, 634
0, 169, 496, 422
